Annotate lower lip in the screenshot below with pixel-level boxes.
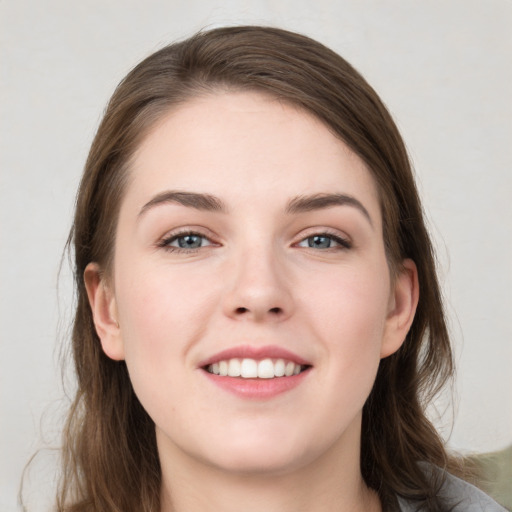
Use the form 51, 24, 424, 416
202, 368, 311, 399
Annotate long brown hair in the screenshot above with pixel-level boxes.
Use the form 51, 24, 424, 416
58, 26, 457, 511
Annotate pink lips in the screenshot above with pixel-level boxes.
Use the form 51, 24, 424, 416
198, 345, 312, 400
198, 344, 310, 367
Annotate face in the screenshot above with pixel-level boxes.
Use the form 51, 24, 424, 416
86, 91, 417, 476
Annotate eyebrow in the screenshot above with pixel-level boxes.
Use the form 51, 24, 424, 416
286, 193, 373, 227
139, 190, 227, 218
138, 190, 372, 227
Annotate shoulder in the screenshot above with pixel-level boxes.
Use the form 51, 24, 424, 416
398, 470, 508, 512
440, 472, 508, 511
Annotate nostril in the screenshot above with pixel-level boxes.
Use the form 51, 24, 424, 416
234, 306, 283, 316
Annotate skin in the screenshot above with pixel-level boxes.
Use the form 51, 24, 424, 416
85, 91, 418, 512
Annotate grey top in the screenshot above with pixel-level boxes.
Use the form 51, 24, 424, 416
398, 471, 508, 511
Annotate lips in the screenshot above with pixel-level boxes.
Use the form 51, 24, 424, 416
198, 345, 312, 399
199, 345, 311, 368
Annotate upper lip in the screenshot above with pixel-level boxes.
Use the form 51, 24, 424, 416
198, 345, 311, 368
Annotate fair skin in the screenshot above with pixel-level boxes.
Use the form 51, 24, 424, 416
85, 91, 418, 512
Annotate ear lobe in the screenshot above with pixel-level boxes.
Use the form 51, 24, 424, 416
84, 262, 125, 361
381, 259, 419, 358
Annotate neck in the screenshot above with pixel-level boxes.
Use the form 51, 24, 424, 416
158, 420, 381, 512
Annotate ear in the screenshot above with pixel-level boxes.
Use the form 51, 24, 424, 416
381, 259, 419, 358
84, 262, 125, 361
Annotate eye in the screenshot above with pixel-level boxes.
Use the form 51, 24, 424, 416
297, 233, 351, 250
159, 231, 214, 252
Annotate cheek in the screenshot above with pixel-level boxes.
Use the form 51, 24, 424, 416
311, 261, 390, 340
116, 258, 219, 341
306, 262, 390, 392
113, 263, 219, 399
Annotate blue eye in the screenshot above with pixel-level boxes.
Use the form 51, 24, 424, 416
174, 234, 207, 249
160, 232, 213, 252
307, 235, 333, 249
298, 234, 351, 250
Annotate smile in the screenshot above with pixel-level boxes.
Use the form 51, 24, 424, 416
199, 345, 312, 398
206, 358, 305, 379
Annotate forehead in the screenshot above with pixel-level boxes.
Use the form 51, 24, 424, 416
124, 91, 381, 222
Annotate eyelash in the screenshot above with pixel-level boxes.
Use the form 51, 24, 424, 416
158, 230, 215, 253
157, 229, 352, 254
296, 231, 352, 251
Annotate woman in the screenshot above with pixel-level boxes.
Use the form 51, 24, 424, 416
57, 26, 505, 511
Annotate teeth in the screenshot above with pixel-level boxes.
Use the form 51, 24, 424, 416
227, 359, 241, 377
240, 358, 258, 378
207, 358, 304, 379
258, 358, 274, 379
274, 359, 285, 377
219, 360, 228, 376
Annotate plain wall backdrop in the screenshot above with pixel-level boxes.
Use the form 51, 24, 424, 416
1, 1, 511, 511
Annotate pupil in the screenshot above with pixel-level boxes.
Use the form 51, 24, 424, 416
309, 236, 330, 248
178, 235, 201, 248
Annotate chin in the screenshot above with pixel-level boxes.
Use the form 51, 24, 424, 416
193, 426, 324, 477
205, 445, 310, 477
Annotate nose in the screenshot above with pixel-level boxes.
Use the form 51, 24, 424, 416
222, 245, 294, 323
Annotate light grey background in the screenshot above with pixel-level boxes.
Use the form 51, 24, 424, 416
1, 1, 511, 511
